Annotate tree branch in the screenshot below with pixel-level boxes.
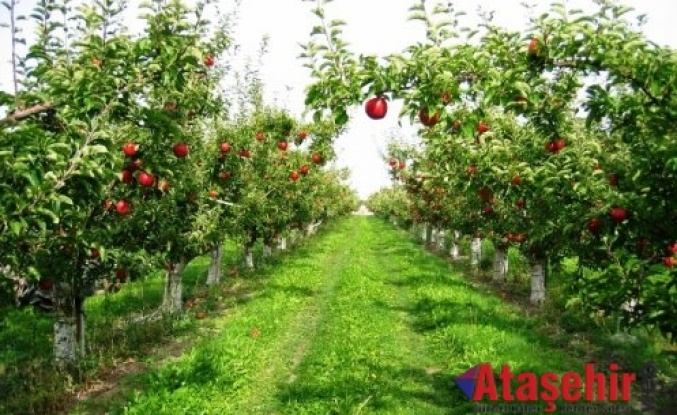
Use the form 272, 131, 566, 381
0, 102, 55, 124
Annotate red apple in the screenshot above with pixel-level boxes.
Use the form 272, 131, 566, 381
115, 268, 126, 281
546, 141, 558, 153
164, 102, 177, 111
668, 242, 677, 254
298, 130, 308, 140
219, 171, 230, 180
38, 278, 54, 291
120, 169, 133, 183
452, 120, 461, 131
128, 159, 142, 171
137, 171, 154, 187
220, 142, 231, 153
173, 142, 189, 158
467, 165, 477, 175
555, 139, 566, 151
483, 206, 494, 215
203, 55, 215, 67
441, 92, 452, 104
239, 149, 251, 158
389, 158, 398, 168
477, 122, 489, 134
528, 38, 539, 54
209, 190, 218, 199
609, 207, 627, 223
299, 165, 310, 175
588, 218, 601, 233
122, 143, 138, 157
289, 171, 300, 181
507, 233, 515, 242
365, 96, 388, 120
277, 141, 288, 151
398, 161, 406, 170
116, 200, 131, 215
609, 174, 619, 186
511, 176, 521, 185
255, 131, 264, 141
419, 109, 440, 127
663, 257, 676, 268
516, 198, 525, 209
91, 248, 100, 258
515, 234, 525, 244
312, 153, 322, 164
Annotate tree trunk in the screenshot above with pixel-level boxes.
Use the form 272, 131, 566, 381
425, 223, 433, 245
206, 245, 223, 285
471, 237, 482, 267
493, 247, 509, 281
263, 244, 272, 258
74, 297, 85, 356
243, 246, 254, 269
437, 230, 446, 250
530, 259, 546, 305
54, 316, 77, 364
278, 236, 287, 250
162, 259, 186, 314
421, 223, 427, 242
450, 231, 460, 260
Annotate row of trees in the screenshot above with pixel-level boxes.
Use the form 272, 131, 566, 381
0, 0, 358, 363
300, 0, 676, 339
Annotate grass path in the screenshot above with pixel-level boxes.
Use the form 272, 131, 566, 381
75, 217, 639, 415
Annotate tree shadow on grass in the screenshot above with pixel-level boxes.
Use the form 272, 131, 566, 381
274, 361, 474, 415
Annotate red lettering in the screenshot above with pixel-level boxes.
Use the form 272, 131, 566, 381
621, 373, 636, 401
561, 373, 582, 402
540, 372, 559, 402
585, 363, 606, 401
515, 373, 538, 401
609, 363, 619, 401
473, 364, 498, 401
499, 365, 514, 401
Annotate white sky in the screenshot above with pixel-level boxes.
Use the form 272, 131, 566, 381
1, 0, 676, 199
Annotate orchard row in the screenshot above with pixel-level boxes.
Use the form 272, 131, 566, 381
0, 0, 357, 363
300, 0, 676, 338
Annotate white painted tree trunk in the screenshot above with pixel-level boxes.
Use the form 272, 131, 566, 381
471, 237, 482, 266
493, 247, 509, 281
437, 230, 446, 250
263, 244, 272, 258
450, 231, 460, 260
162, 260, 186, 314
530, 260, 546, 304
54, 317, 77, 364
278, 237, 287, 250
244, 246, 254, 269
421, 224, 427, 242
206, 245, 223, 285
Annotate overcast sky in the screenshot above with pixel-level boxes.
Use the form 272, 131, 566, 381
1, 0, 676, 198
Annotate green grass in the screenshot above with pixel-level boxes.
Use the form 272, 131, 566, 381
0, 239, 245, 415
68, 216, 670, 415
